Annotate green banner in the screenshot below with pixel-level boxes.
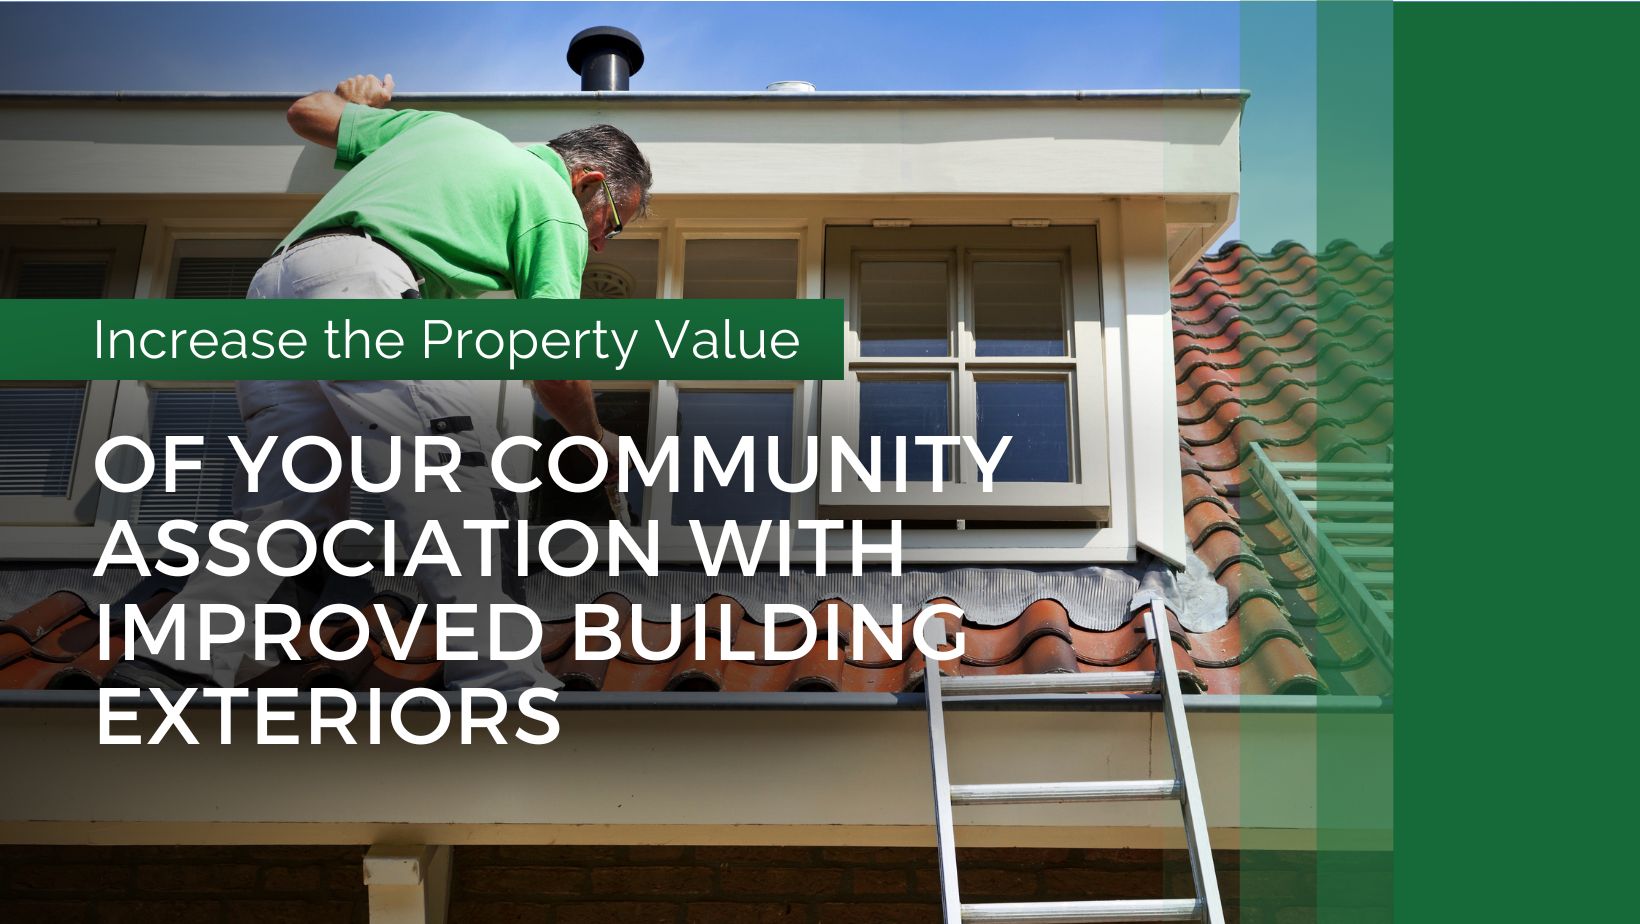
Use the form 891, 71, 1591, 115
0, 298, 843, 380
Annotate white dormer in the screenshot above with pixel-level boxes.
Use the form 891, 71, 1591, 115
0, 90, 1241, 566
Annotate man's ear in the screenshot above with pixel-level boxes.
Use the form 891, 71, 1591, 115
570, 168, 606, 194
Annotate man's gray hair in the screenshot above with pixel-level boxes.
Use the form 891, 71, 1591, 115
547, 124, 654, 217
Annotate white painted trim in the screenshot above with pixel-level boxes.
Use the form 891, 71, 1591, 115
0, 98, 1242, 197
0, 708, 1388, 850
0, 381, 117, 527
364, 845, 450, 924
1118, 200, 1187, 566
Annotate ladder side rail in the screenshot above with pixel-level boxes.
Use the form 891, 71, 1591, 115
1146, 604, 1225, 924
924, 621, 964, 924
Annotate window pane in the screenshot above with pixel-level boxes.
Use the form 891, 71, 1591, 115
683, 239, 798, 299
533, 390, 652, 524
973, 260, 1067, 356
858, 379, 949, 482
583, 238, 659, 299
0, 385, 86, 496
858, 260, 949, 357
138, 390, 245, 523
976, 379, 1071, 482
674, 391, 792, 525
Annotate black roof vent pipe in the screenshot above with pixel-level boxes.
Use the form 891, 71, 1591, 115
567, 26, 644, 91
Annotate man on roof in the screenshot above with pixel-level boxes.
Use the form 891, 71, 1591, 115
106, 72, 652, 692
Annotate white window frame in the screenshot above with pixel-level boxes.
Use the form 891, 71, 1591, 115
138, 220, 296, 299
507, 221, 818, 563
100, 380, 230, 536
818, 225, 1111, 521
0, 380, 118, 526
499, 206, 1140, 565
107, 227, 281, 542
0, 198, 1164, 565
649, 378, 810, 559
164, 237, 282, 297
0, 223, 144, 527
674, 228, 806, 300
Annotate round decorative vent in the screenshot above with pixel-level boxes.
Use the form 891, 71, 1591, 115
581, 263, 634, 299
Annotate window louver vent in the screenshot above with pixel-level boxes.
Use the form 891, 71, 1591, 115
14, 261, 108, 298
136, 389, 395, 525
173, 257, 265, 299
0, 386, 87, 496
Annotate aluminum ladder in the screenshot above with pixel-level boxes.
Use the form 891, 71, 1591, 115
922, 599, 1225, 923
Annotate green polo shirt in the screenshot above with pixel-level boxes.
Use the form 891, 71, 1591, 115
280, 104, 588, 300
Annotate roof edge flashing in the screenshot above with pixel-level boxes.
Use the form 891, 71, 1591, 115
0, 89, 1252, 105
0, 690, 1388, 714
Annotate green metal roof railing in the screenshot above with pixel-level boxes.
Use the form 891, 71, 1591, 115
1246, 442, 1394, 669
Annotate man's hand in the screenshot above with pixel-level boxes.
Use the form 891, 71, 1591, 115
286, 73, 394, 148
335, 73, 394, 108
576, 428, 624, 486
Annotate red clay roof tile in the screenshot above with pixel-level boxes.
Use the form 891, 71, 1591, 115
1174, 240, 1393, 697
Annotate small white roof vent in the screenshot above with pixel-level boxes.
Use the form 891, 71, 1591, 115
766, 80, 816, 93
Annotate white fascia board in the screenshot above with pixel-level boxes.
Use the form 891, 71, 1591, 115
0, 99, 1241, 198
0, 705, 1388, 848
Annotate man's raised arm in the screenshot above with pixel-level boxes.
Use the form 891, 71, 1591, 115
286, 73, 395, 148
531, 380, 620, 480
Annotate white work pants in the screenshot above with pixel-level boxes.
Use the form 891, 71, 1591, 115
140, 234, 559, 690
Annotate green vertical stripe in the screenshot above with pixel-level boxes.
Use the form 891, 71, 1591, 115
1316, 2, 1393, 921
1396, 3, 1639, 920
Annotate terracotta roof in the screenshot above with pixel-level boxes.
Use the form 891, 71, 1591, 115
1174, 240, 1394, 697
0, 240, 1392, 698
0, 587, 1229, 694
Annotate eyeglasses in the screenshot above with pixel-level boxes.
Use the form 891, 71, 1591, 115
600, 178, 623, 239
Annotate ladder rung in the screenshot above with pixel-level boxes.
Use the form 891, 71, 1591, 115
1355, 571, 1394, 588
1322, 521, 1394, 538
1286, 479, 1393, 497
1339, 546, 1393, 562
1300, 499, 1392, 516
940, 672, 1159, 696
1272, 460, 1392, 477
951, 779, 1180, 806
962, 898, 1203, 923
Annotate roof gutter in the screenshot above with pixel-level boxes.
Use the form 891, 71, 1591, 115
0, 89, 1251, 104
0, 689, 1389, 714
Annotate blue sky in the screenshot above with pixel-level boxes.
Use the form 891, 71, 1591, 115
0, 2, 1388, 250
0, 2, 1239, 93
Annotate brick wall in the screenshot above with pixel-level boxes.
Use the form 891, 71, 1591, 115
0, 845, 1374, 923
0, 845, 368, 923
453, 846, 1189, 924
